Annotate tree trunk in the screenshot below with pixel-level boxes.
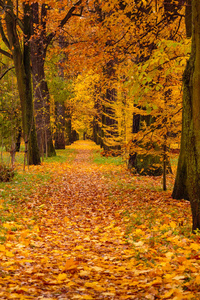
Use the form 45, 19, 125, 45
93, 86, 102, 146
54, 102, 66, 149
172, 0, 192, 200
65, 111, 72, 145
5, 1, 40, 165
185, 0, 192, 38
128, 112, 172, 176
15, 127, 22, 152
54, 34, 69, 149
31, 3, 56, 157
187, 0, 200, 231
101, 60, 119, 151
173, 0, 200, 231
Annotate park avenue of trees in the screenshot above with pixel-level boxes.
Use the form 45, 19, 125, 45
2, 1, 200, 298
2, 0, 200, 226
1, 1, 200, 226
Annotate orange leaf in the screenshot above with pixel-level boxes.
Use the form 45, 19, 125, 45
63, 258, 79, 271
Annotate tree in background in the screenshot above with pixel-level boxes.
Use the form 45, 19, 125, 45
71, 71, 99, 139
64, 0, 187, 172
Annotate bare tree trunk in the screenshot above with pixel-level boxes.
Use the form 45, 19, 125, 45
173, 0, 200, 231
31, 3, 56, 157
55, 102, 66, 149
172, 0, 192, 200
4, 1, 40, 165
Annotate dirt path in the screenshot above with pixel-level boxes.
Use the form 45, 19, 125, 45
0, 142, 135, 299
0, 141, 195, 299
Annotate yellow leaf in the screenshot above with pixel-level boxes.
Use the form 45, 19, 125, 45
64, 216, 70, 222
130, 281, 139, 286
67, 281, 76, 287
173, 275, 185, 281
161, 289, 175, 299
0, 245, 5, 252
84, 282, 105, 292
74, 245, 84, 250
82, 296, 93, 299
194, 275, 200, 284
135, 229, 144, 235
190, 243, 200, 251
6, 251, 14, 257
102, 292, 115, 297
165, 252, 174, 259
57, 273, 67, 281
79, 270, 90, 277
91, 266, 103, 272
148, 277, 162, 286
133, 241, 144, 247
170, 221, 176, 229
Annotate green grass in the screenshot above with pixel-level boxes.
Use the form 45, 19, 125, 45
0, 148, 76, 201
92, 150, 124, 166
1, 147, 77, 166
38, 148, 77, 165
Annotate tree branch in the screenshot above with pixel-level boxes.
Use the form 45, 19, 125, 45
45, 0, 83, 48
0, 18, 10, 49
0, 66, 14, 80
0, 48, 13, 59
59, 0, 82, 28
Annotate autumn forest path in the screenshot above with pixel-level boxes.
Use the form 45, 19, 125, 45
0, 140, 198, 299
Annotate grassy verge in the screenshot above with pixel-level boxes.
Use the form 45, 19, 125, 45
92, 150, 125, 166
0, 146, 77, 243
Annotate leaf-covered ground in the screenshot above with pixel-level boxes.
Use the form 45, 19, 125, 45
0, 141, 200, 299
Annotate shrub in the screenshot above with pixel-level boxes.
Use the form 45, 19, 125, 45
0, 163, 15, 182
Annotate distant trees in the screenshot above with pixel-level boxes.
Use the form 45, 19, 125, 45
65, 0, 186, 175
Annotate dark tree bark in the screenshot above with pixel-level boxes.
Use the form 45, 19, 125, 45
185, 0, 192, 38
65, 111, 72, 145
2, 0, 40, 165
30, 1, 82, 155
15, 127, 22, 152
54, 102, 66, 149
92, 83, 103, 146
172, 0, 200, 231
31, 3, 56, 157
71, 130, 79, 143
172, 0, 192, 200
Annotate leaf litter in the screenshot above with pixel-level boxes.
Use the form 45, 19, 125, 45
0, 141, 199, 299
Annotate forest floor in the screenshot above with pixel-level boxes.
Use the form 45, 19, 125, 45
0, 140, 200, 299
